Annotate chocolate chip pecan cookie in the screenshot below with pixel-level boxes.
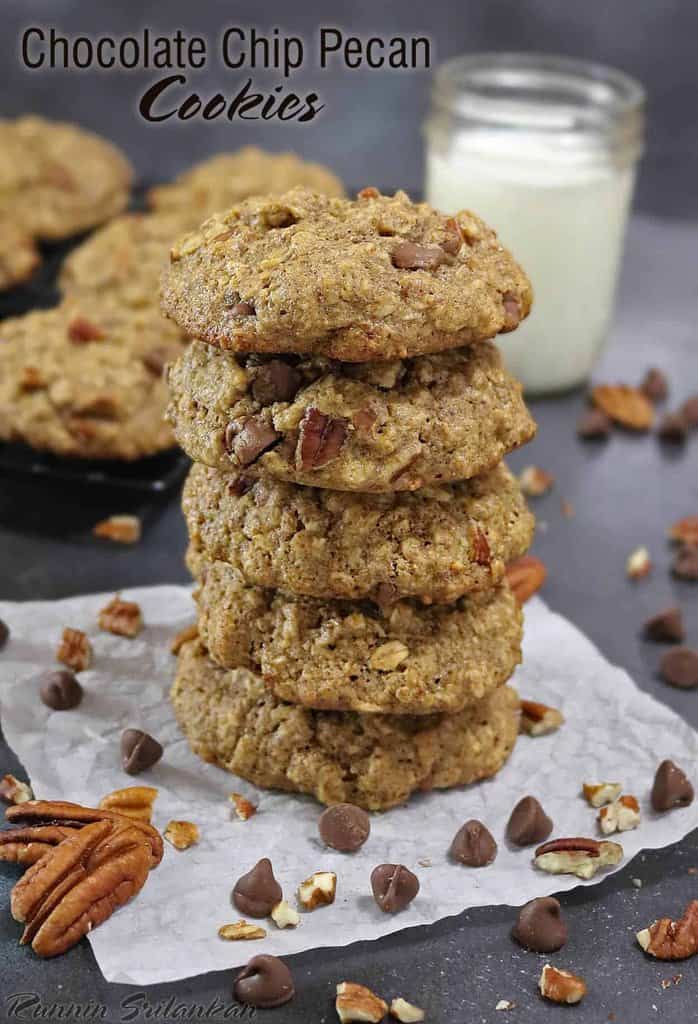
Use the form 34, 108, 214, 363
148, 147, 345, 218
0, 116, 132, 240
183, 461, 534, 603
172, 638, 520, 810
167, 339, 535, 490
60, 212, 190, 310
161, 187, 532, 362
0, 300, 187, 459
193, 559, 522, 714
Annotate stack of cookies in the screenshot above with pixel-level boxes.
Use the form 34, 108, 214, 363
161, 187, 536, 811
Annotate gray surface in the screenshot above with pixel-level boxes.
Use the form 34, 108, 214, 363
3, 0, 698, 217
0, 212, 697, 1020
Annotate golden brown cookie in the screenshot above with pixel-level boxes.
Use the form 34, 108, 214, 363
183, 461, 534, 604
171, 638, 520, 810
0, 300, 187, 459
148, 147, 344, 218
160, 187, 532, 362
193, 558, 522, 715
166, 340, 535, 491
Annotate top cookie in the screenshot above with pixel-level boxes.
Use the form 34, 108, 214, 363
0, 116, 133, 240
148, 147, 345, 218
161, 187, 533, 362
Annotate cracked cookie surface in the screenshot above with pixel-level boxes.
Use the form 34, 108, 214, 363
148, 147, 344, 219
167, 339, 535, 490
0, 300, 187, 459
183, 461, 534, 603
171, 638, 520, 810
193, 559, 522, 715
161, 187, 532, 362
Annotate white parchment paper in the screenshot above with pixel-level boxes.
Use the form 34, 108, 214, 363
0, 585, 696, 985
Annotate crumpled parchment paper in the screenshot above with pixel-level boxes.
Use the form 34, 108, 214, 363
0, 585, 696, 984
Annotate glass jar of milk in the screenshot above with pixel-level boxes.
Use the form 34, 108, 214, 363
424, 54, 644, 394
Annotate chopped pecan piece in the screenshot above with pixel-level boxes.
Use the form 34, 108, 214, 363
519, 465, 554, 497
598, 795, 640, 834
56, 628, 92, 672
626, 546, 651, 579
519, 700, 564, 737
219, 920, 267, 941
336, 982, 388, 1024
20, 366, 45, 391
92, 514, 142, 544
67, 317, 105, 343
99, 786, 158, 824
505, 555, 547, 604
539, 964, 587, 1005
230, 792, 257, 821
298, 408, 348, 470
170, 622, 198, 655
668, 516, 698, 546
164, 820, 199, 850
472, 527, 491, 566
637, 900, 698, 960
98, 595, 143, 638
582, 782, 621, 808
591, 384, 654, 431
0, 774, 33, 805
298, 870, 336, 910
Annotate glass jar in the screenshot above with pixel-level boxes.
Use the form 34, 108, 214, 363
424, 53, 644, 394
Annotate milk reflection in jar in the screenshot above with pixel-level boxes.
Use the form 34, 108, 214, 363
425, 54, 644, 394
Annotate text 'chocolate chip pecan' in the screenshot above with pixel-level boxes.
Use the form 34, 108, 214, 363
534, 837, 623, 879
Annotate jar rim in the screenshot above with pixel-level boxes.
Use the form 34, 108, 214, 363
432, 52, 645, 131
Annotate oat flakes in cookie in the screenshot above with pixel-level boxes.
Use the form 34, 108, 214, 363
0, 300, 187, 459
148, 147, 344, 218
160, 187, 532, 362
166, 339, 535, 490
183, 461, 534, 604
171, 639, 519, 811
193, 559, 522, 715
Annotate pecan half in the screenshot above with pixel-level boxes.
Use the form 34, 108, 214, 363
591, 384, 654, 431
637, 900, 698, 960
298, 408, 348, 470
534, 837, 623, 879
505, 555, 547, 604
0, 824, 75, 866
4, 800, 163, 868
10, 818, 151, 957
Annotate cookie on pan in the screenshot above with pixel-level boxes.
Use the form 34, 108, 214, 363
148, 146, 344, 218
183, 460, 535, 604
172, 638, 520, 811
161, 186, 532, 362
193, 558, 522, 715
0, 300, 187, 459
167, 339, 535, 491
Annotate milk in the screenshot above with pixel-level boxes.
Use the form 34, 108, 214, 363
426, 132, 636, 394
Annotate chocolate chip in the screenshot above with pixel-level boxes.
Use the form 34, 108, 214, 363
391, 241, 448, 271
319, 803, 370, 852
233, 954, 295, 1009
232, 301, 255, 317
0, 619, 8, 650
576, 408, 611, 439
251, 360, 302, 405
641, 367, 668, 402
370, 863, 419, 913
681, 395, 698, 426
120, 729, 163, 774
512, 896, 568, 953
225, 416, 280, 467
232, 858, 282, 918
644, 607, 684, 643
660, 647, 698, 689
673, 545, 698, 580
657, 411, 688, 442
441, 218, 463, 255
67, 317, 104, 343
373, 582, 399, 611
227, 476, 254, 498
502, 292, 521, 329
651, 759, 694, 812
39, 669, 83, 710
298, 408, 348, 470
506, 796, 553, 847
449, 819, 497, 866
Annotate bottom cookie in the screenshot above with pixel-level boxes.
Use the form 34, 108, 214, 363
171, 639, 520, 811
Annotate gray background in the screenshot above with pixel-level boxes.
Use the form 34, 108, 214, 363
2, 0, 698, 215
